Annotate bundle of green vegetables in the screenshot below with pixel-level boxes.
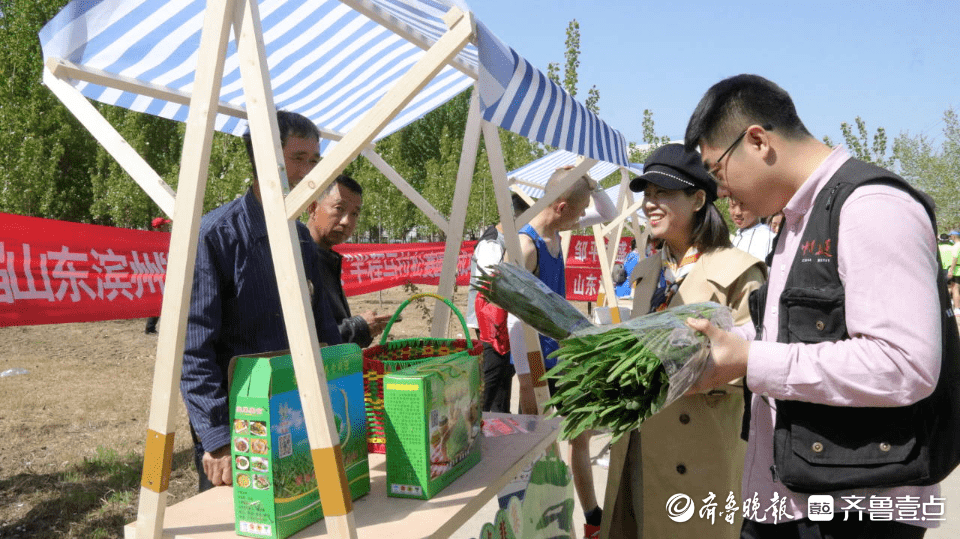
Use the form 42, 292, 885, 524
473, 262, 732, 442
474, 261, 595, 340
545, 303, 732, 441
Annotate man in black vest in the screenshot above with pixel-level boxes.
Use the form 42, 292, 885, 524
307, 174, 391, 347
682, 75, 942, 538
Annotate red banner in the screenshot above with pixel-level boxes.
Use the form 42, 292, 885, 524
565, 235, 632, 301
0, 213, 621, 326
335, 241, 476, 297
0, 213, 478, 327
0, 213, 169, 327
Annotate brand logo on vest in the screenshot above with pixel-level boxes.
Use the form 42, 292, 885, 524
799, 239, 833, 263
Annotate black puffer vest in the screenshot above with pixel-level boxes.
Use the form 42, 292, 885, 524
745, 158, 960, 493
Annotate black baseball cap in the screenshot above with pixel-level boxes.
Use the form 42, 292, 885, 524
629, 143, 718, 202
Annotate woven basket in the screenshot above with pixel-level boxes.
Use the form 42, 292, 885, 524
363, 293, 482, 454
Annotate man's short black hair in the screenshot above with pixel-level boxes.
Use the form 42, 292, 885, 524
684, 74, 811, 151
511, 192, 530, 217
321, 174, 363, 198
243, 110, 320, 180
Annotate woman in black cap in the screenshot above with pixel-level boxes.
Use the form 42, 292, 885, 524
601, 143, 767, 539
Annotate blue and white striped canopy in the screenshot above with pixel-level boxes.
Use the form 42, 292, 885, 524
508, 149, 641, 200
475, 22, 629, 168
39, 0, 477, 143
39, 0, 629, 164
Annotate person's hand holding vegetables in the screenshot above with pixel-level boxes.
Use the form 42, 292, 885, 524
684, 317, 750, 394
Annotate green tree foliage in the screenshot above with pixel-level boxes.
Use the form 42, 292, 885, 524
547, 62, 560, 85
547, 19, 599, 111
840, 116, 893, 168
0, 0, 98, 223
563, 19, 580, 98
0, 0, 264, 228
585, 86, 600, 116
894, 108, 960, 230
88, 106, 182, 226
628, 110, 671, 164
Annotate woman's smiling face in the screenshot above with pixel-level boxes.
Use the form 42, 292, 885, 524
642, 185, 703, 252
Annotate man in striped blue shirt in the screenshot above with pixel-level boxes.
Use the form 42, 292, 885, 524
181, 111, 342, 492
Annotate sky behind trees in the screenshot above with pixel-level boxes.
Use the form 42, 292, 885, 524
469, 0, 959, 147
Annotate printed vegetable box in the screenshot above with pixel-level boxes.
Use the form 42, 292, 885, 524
384, 352, 482, 500
229, 344, 369, 539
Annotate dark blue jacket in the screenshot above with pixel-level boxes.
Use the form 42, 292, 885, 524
181, 188, 341, 453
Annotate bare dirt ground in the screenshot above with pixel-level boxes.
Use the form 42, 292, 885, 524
6, 288, 955, 538
0, 284, 476, 538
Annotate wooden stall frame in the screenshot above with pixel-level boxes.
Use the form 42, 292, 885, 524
41, 1, 478, 538
41, 0, 633, 535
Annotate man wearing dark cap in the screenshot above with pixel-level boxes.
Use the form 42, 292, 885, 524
684, 75, 949, 538
602, 143, 766, 539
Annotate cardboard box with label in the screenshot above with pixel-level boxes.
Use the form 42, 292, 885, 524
384, 352, 482, 500
229, 344, 369, 539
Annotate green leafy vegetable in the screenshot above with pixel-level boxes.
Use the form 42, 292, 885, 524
475, 262, 734, 442
473, 262, 594, 341
545, 302, 733, 442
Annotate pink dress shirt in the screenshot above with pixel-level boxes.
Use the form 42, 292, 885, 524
735, 146, 943, 528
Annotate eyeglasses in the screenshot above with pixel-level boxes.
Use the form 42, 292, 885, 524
708, 124, 772, 182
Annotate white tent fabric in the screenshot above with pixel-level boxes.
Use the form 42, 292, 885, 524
508, 149, 641, 199
39, 0, 477, 144
475, 22, 629, 167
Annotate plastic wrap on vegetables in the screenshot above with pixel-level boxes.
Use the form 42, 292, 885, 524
474, 262, 733, 442
545, 302, 733, 442
473, 262, 595, 341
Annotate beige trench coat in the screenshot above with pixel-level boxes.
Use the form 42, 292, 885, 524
601, 247, 767, 539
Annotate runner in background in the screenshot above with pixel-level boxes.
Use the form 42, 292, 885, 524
144, 216, 171, 335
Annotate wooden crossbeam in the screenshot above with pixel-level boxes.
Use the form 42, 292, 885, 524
339, 0, 479, 79
429, 90, 482, 338
46, 57, 345, 141
361, 148, 449, 231
42, 68, 177, 218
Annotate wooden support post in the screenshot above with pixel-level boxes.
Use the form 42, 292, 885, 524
284, 6, 474, 220
134, 1, 237, 538
591, 224, 620, 323
604, 169, 632, 267
233, 0, 357, 535
481, 120, 551, 413
429, 89, 482, 338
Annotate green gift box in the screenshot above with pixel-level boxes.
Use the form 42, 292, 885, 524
229, 344, 369, 539
384, 352, 482, 500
